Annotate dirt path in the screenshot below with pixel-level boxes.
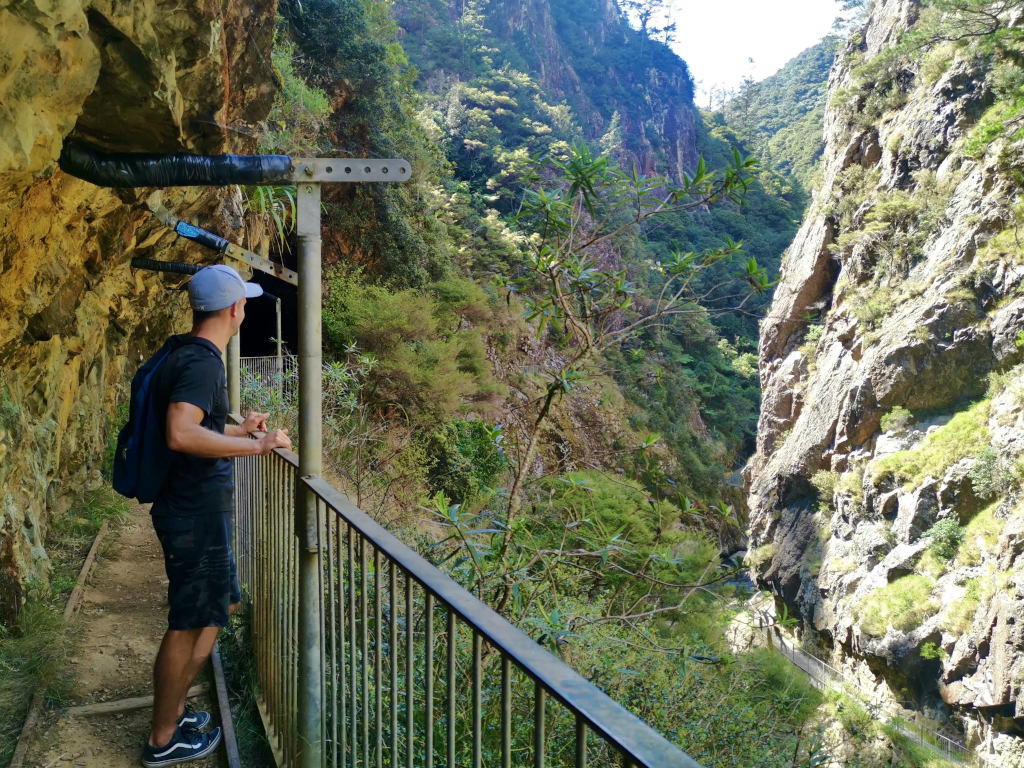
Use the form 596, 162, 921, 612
18, 503, 225, 768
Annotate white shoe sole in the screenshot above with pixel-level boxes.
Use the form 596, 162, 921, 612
141, 728, 222, 767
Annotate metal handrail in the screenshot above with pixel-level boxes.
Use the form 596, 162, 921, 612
234, 443, 702, 768
764, 619, 977, 765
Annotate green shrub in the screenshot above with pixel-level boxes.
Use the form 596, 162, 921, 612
926, 518, 964, 562
322, 269, 495, 423
920, 641, 947, 661
851, 287, 894, 332
259, 35, 332, 154
967, 446, 1019, 501
423, 419, 507, 504
857, 575, 937, 637
880, 405, 914, 434
532, 471, 718, 607
942, 579, 980, 634
810, 470, 839, 511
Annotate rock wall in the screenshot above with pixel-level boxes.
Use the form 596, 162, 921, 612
0, 0, 277, 622
746, 0, 1024, 761
490, 0, 697, 182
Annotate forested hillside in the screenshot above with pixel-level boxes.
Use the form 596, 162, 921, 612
250, 0, 834, 763
723, 37, 841, 195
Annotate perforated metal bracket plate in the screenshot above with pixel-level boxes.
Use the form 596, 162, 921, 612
289, 158, 411, 183
224, 243, 298, 286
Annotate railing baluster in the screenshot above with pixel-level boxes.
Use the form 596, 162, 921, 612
274, 456, 283, 752
535, 683, 545, 768
390, 564, 398, 765
575, 717, 587, 768
502, 656, 511, 768
406, 575, 414, 768
289, 463, 299, 763
374, 548, 383, 768
473, 632, 481, 768
327, 507, 338, 768
361, 537, 369, 766
337, 515, 347, 766
447, 611, 456, 768
348, 526, 357, 768
425, 594, 434, 768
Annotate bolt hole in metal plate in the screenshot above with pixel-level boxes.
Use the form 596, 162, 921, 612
290, 159, 409, 183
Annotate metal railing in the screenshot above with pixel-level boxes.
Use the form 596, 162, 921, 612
234, 445, 700, 768
760, 615, 978, 766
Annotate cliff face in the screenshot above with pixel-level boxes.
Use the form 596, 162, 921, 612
487, 0, 697, 180
394, 0, 698, 182
746, 0, 1024, 758
0, 0, 276, 622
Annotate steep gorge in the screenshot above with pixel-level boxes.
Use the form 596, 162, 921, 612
0, 0, 277, 621
745, 0, 1024, 761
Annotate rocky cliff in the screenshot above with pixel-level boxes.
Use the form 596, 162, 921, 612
0, 0, 277, 622
746, 0, 1024, 761
487, 0, 698, 181
394, 0, 698, 182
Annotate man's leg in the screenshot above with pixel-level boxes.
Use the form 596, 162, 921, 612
150, 628, 202, 747
170, 603, 241, 726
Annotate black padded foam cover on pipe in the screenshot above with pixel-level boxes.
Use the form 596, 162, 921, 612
59, 141, 292, 188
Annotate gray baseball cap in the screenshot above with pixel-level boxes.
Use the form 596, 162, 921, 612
188, 264, 263, 311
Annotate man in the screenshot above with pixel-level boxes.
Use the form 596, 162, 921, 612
142, 264, 291, 767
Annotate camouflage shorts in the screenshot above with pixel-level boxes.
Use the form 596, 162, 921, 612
153, 511, 241, 630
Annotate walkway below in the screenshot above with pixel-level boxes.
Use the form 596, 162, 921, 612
16, 503, 225, 768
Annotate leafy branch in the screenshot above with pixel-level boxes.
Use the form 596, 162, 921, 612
497, 145, 771, 561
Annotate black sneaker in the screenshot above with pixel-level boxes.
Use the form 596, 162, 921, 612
141, 726, 222, 767
177, 704, 211, 733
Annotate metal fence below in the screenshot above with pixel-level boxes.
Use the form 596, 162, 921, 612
759, 614, 979, 766
234, 442, 701, 768
240, 355, 297, 416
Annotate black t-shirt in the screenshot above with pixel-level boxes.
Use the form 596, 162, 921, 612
150, 335, 234, 517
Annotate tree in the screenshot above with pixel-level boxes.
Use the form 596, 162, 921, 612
617, 0, 676, 42
496, 145, 770, 564
833, 0, 868, 34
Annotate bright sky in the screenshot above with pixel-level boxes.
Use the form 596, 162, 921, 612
663, 0, 846, 105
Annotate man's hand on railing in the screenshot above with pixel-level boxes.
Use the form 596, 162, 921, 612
240, 411, 271, 433
259, 429, 291, 455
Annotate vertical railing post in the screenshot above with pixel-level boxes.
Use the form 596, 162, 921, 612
296, 179, 324, 768
227, 332, 240, 415
275, 296, 284, 391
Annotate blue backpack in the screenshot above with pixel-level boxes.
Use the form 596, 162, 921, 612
112, 335, 198, 502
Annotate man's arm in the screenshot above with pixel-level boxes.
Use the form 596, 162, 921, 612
167, 402, 290, 457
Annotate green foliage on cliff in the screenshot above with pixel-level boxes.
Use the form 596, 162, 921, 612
322, 269, 500, 423
857, 574, 937, 636
872, 400, 991, 489
279, 0, 450, 285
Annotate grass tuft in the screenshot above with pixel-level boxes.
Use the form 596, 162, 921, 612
872, 401, 990, 489
857, 575, 937, 637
